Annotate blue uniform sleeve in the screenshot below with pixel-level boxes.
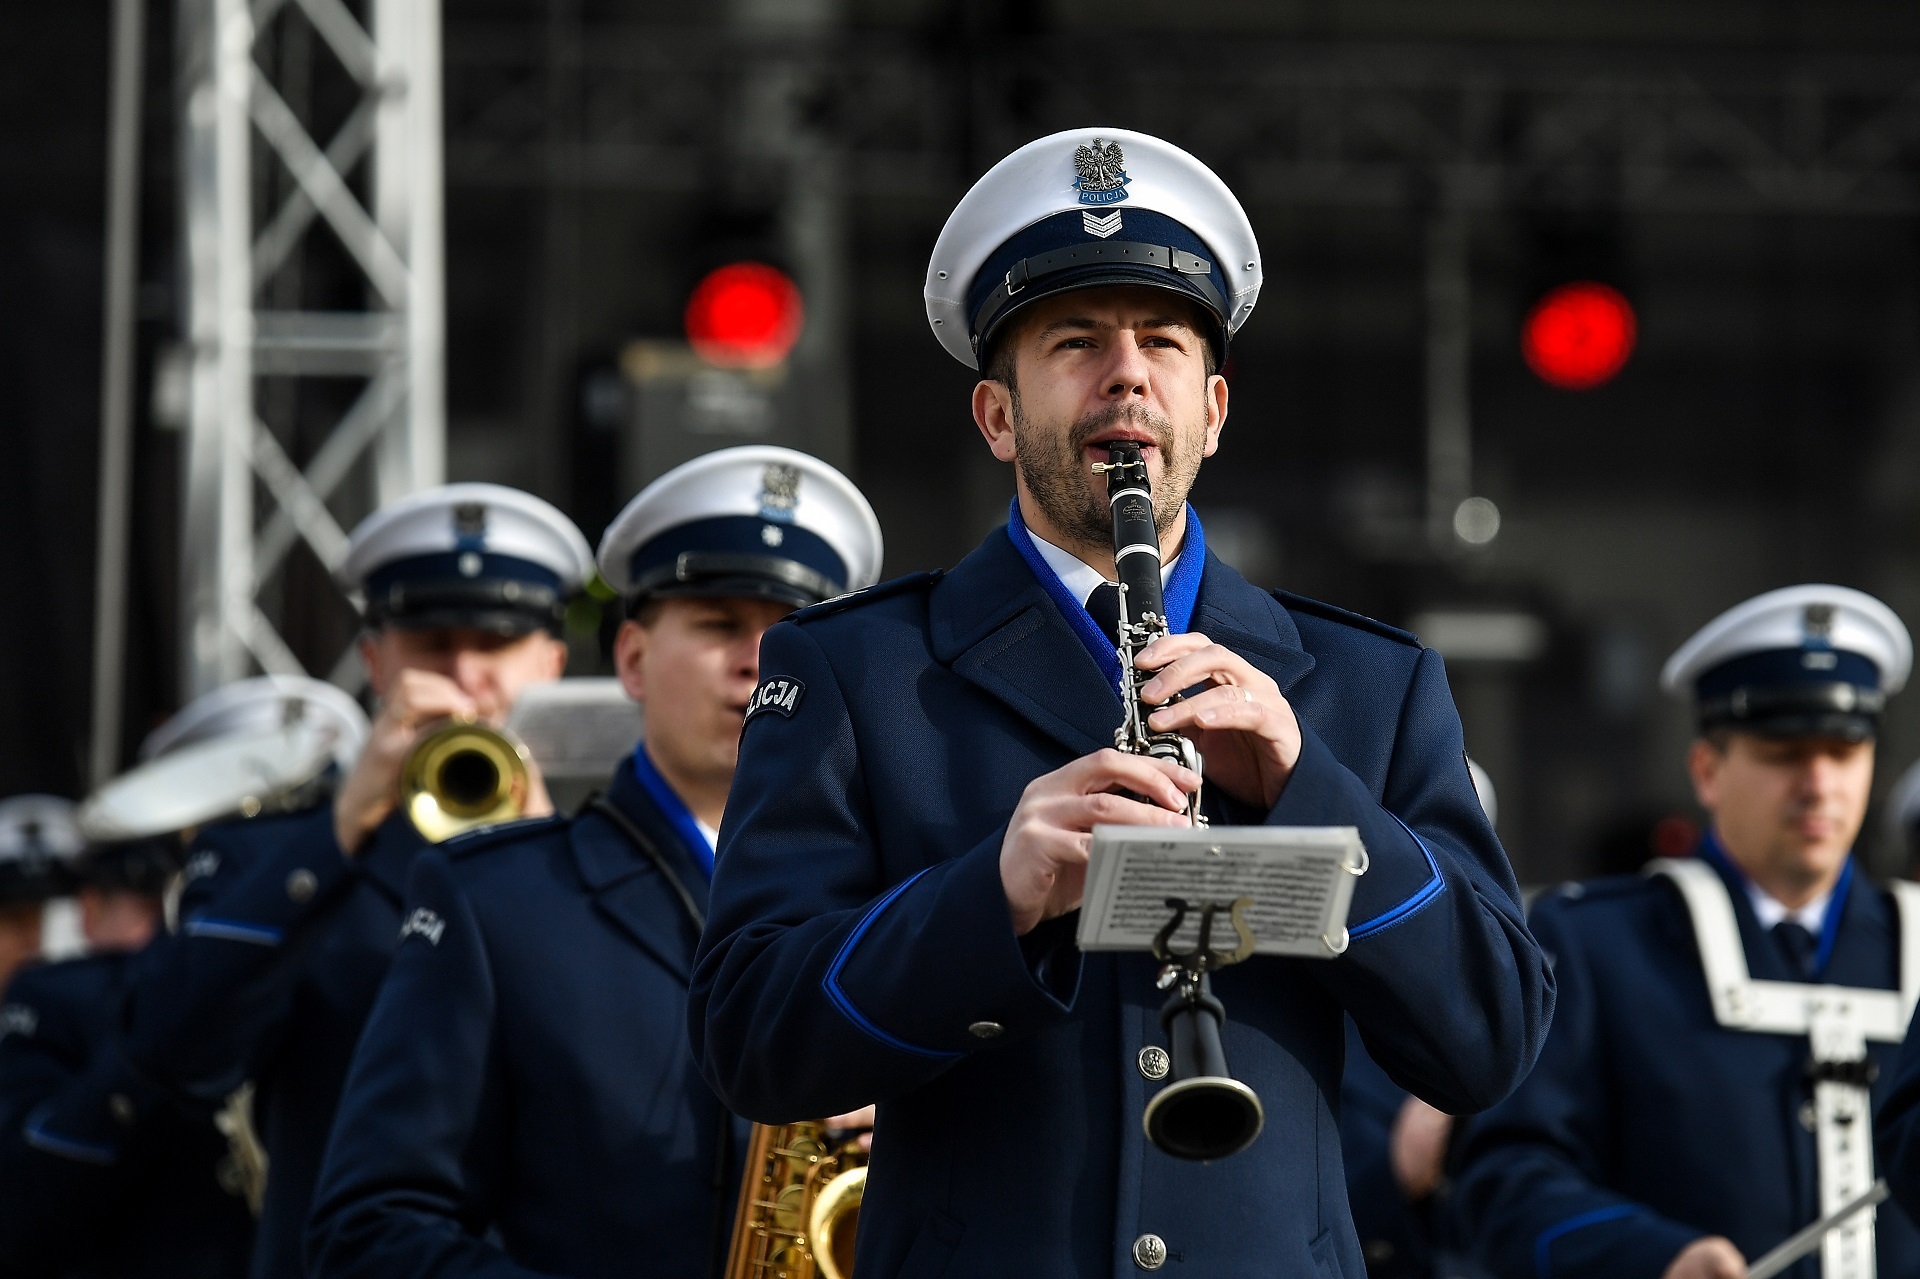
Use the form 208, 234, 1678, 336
1877, 1000, 1920, 1222
1278, 647, 1554, 1113
123, 806, 366, 1100
0, 960, 168, 1267
692, 622, 1082, 1121
305, 850, 534, 1279
1451, 900, 1703, 1279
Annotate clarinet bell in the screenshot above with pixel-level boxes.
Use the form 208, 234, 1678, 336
1142, 975, 1266, 1161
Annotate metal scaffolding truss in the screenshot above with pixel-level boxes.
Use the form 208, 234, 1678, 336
177, 0, 443, 697
439, 29, 1920, 216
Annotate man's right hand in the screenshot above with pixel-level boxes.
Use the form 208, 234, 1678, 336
332, 670, 478, 855
1662, 1237, 1746, 1279
999, 749, 1200, 936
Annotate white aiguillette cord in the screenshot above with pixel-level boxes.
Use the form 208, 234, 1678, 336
1748, 1180, 1890, 1279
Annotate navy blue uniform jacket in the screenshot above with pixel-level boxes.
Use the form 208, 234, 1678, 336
122, 806, 424, 1279
1880, 976, 1920, 1226
305, 760, 742, 1279
1454, 856, 1920, 1279
0, 948, 253, 1277
691, 526, 1553, 1279
1343, 1018, 1454, 1279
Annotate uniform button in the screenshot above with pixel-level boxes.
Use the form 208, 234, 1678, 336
1801, 1101, 1818, 1132
286, 869, 318, 902
1138, 1046, 1170, 1080
968, 1020, 1004, 1040
108, 1093, 135, 1124
1132, 1233, 1167, 1270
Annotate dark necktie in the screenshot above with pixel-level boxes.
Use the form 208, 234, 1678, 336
1774, 920, 1819, 978
1085, 582, 1122, 646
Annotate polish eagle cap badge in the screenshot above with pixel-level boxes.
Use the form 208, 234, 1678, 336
1073, 138, 1130, 205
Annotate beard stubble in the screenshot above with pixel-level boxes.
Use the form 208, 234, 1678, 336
1010, 394, 1208, 553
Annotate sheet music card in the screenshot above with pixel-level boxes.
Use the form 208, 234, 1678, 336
1076, 825, 1368, 959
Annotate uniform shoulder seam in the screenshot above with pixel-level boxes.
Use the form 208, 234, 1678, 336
1545, 874, 1650, 907
1270, 589, 1421, 648
790, 570, 943, 624
441, 814, 569, 861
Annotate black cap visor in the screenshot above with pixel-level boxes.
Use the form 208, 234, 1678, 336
367, 579, 566, 637
1699, 682, 1884, 743
627, 552, 840, 614
975, 257, 1228, 368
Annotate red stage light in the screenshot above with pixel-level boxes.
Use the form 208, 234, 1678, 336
1521, 281, 1637, 390
684, 263, 804, 368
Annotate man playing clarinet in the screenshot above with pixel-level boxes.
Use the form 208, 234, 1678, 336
689, 128, 1552, 1276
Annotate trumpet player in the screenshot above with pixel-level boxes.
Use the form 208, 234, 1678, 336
689, 129, 1551, 1276
0, 675, 366, 1279
124, 485, 591, 1279
305, 448, 881, 1279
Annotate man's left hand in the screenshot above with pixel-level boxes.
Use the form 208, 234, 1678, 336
1136, 632, 1301, 809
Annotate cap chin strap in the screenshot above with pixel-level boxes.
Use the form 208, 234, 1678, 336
1648, 858, 1920, 1279
629, 552, 840, 606
971, 241, 1227, 353
367, 579, 562, 628
1699, 683, 1886, 731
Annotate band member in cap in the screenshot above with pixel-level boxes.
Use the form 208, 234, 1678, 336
305, 447, 882, 1279
124, 487, 590, 1279
0, 675, 368, 1279
0, 796, 85, 994
689, 129, 1549, 1275
1455, 585, 1920, 1279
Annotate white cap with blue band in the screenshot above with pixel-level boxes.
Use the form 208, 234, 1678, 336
340, 483, 595, 636
925, 127, 1262, 369
597, 446, 882, 610
1661, 584, 1911, 740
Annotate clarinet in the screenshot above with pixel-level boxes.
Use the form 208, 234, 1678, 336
1092, 441, 1266, 1162
1092, 443, 1206, 827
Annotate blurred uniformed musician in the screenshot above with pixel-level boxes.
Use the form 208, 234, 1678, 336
1456, 585, 1920, 1279
123, 485, 591, 1279
0, 675, 366, 1279
305, 447, 882, 1279
689, 128, 1551, 1276
0, 796, 84, 993
1874, 761, 1920, 1234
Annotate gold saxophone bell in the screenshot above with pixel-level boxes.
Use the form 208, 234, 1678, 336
400, 718, 532, 843
725, 1120, 867, 1279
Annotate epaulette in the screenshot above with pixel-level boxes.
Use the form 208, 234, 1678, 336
440, 813, 569, 861
1270, 589, 1421, 648
1544, 875, 1646, 906
790, 570, 944, 625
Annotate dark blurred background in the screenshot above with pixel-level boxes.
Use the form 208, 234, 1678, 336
6, 0, 1920, 886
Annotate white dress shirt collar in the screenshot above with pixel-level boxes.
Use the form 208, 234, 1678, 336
1028, 529, 1177, 605
1745, 880, 1831, 934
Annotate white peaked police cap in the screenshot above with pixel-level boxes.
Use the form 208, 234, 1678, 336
138, 674, 371, 773
598, 446, 883, 609
925, 127, 1262, 369
341, 483, 595, 635
1661, 584, 1910, 740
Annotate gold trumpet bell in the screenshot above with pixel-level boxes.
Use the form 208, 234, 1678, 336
401, 719, 531, 843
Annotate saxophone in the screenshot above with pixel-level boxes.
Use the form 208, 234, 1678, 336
723, 1120, 867, 1279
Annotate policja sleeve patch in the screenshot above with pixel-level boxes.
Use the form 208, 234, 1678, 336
745, 677, 806, 724
399, 907, 446, 947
